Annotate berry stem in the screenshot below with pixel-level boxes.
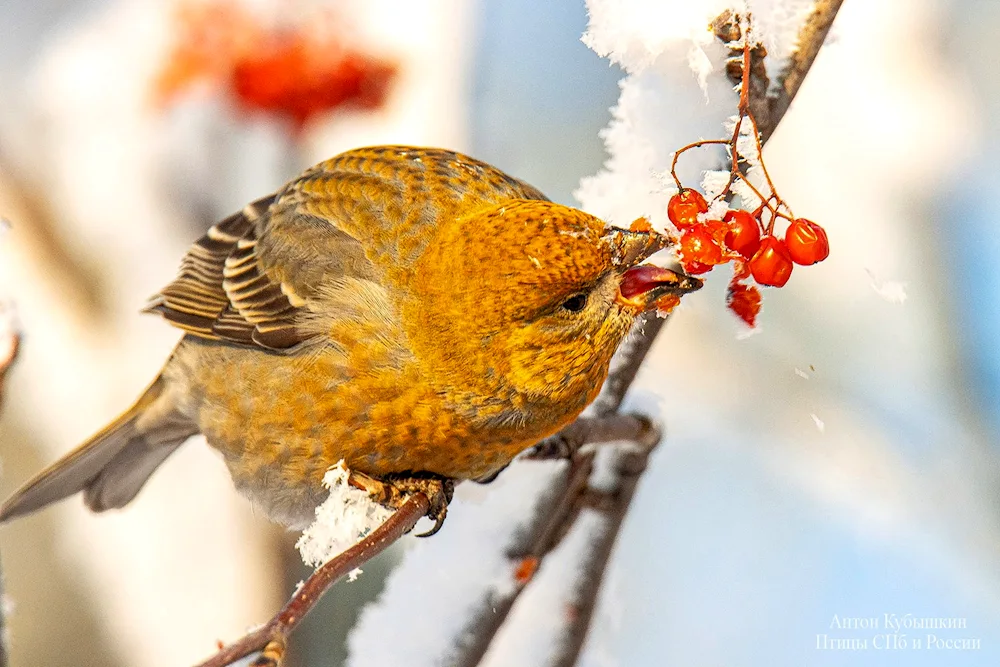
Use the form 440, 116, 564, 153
670, 139, 732, 190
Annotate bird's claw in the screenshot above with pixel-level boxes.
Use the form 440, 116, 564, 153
248, 637, 286, 667
348, 471, 454, 537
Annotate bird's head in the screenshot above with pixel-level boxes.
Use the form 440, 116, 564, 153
404, 199, 702, 412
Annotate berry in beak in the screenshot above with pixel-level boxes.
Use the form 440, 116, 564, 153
617, 264, 703, 311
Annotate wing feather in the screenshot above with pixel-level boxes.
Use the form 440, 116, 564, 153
145, 146, 551, 351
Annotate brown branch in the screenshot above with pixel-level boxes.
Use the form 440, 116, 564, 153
0, 153, 107, 315
450, 456, 594, 667
550, 446, 651, 667
525, 413, 656, 460
193, 493, 430, 667
0, 332, 18, 409
0, 331, 17, 667
764, 0, 845, 142
449, 414, 657, 667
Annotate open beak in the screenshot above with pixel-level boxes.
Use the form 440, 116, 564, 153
616, 264, 703, 311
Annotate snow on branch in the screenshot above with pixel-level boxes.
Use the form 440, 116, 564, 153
576, 0, 824, 233
296, 461, 393, 568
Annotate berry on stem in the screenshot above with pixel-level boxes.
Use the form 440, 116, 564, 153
667, 189, 708, 229
750, 236, 793, 287
727, 278, 762, 327
679, 227, 724, 275
785, 218, 829, 265
723, 210, 761, 259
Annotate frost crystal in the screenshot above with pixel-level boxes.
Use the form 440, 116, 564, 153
730, 170, 765, 209
866, 270, 909, 304
701, 169, 732, 201
810, 413, 826, 433
736, 325, 762, 340
582, 0, 735, 74
295, 461, 393, 568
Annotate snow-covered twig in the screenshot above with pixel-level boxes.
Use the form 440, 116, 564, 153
548, 445, 653, 667
194, 493, 429, 667
448, 416, 657, 667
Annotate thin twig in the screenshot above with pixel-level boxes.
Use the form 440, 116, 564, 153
550, 446, 651, 667
450, 456, 595, 667
525, 414, 656, 460
450, 415, 657, 667
194, 493, 430, 667
0, 333, 18, 409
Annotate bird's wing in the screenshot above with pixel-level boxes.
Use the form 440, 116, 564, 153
145, 146, 549, 350
145, 193, 369, 350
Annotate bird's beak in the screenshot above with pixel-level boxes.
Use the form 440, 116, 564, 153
603, 228, 673, 268
616, 264, 703, 311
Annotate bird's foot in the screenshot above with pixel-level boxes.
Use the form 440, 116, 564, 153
348, 471, 455, 537
248, 638, 286, 667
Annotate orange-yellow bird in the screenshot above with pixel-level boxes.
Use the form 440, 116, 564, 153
0, 146, 700, 531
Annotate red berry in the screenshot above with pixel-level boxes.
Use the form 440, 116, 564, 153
750, 236, 793, 287
727, 279, 762, 327
723, 210, 761, 259
629, 216, 653, 233
667, 189, 709, 229
683, 260, 713, 275
679, 227, 724, 274
784, 218, 829, 265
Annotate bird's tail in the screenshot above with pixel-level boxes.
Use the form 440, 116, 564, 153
0, 376, 197, 522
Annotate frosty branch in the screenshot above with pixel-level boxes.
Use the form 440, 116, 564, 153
195, 493, 429, 667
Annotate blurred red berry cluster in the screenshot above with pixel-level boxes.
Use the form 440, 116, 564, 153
668, 189, 830, 327
154, 1, 397, 131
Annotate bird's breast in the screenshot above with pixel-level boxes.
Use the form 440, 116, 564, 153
163, 336, 584, 525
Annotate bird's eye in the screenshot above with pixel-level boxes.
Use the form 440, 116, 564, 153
560, 293, 587, 313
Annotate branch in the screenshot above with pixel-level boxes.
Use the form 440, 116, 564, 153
449, 415, 658, 667
0, 331, 17, 409
0, 330, 18, 667
194, 493, 429, 667
764, 0, 845, 142
550, 445, 651, 667
453, 5, 846, 665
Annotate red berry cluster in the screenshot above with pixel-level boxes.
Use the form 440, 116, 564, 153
154, 1, 397, 132
667, 188, 830, 327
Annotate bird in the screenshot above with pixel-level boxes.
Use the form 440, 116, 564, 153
0, 145, 701, 533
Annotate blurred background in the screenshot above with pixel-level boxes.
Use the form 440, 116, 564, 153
1, 0, 999, 665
